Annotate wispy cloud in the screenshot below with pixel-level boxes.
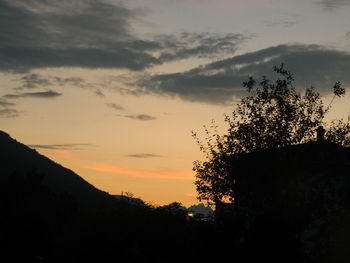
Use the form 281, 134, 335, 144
95, 89, 105, 98
317, 0, 350, 10
84, 163, 193, 180
53, 76, 85, 87
345, 31, 350, 39
0, 100, 15, 107
116, 114, 157, 121
126, 153, 162, 158
15, 73, 107, 101
17, 73, 91, 89
0, 108, 20, 118
0, 99, 19, 118
3, 90, 62, 99
19, 73, 51, 89
154, 32, 249, 63
263, 18, 299, 28
106, 103, 124, 111
29, 143, 93, 150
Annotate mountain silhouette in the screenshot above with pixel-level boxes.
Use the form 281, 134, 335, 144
0, 130, 111, 207
188, 203, 213, 217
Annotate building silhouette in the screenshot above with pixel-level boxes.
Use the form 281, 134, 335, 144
216, 139, 350, 262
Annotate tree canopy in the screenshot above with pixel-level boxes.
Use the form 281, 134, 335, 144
193, 65, 350, 205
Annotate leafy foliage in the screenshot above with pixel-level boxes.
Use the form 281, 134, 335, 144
193, 65, 350, 205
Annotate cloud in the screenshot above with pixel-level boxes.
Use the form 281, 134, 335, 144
317, 0, 350, 10
0, 108, 20, 118
19, 73, 52, 89
107, 103, 124, 111
0, 0, 248, 72
17, 73, 96, 91
0, 99, 19, 118
263, 19, 299, 28
84, 163, 193, 180
154, 32, 249, 63
3, 90, 62, 99
131, 44, 350, 104
28, 143, 92, 150
14, 73, 110, 99
0, 0, 157, 72
126, 153, 162, 158
53, 76, 86, 87
0, 47, 158, 73
117, 114, 157, 121
0, 100, 15, 107
95, 89, 105, 98
346, 31, 350, 39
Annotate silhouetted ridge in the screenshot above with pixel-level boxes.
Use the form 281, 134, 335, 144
0, 130, 110, 207
0, 130, 11, 138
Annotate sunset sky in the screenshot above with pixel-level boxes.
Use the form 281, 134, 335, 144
1, 0, 350, 206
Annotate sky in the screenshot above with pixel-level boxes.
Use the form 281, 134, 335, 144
1, 0, 350, 206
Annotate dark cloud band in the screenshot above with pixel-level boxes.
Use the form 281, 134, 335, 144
132, 44, 350, 104
3, 90, 62, 99
0, 0, 248, 72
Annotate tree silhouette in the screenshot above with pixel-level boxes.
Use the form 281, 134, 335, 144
193, 64, 350, 205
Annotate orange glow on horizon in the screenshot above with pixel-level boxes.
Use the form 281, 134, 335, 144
84, 163, 194, 180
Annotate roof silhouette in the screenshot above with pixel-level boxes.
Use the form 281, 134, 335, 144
216, 141, 350, 262
230, 141, 350, 207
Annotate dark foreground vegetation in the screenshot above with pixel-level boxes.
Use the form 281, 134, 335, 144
0, 171, 215, 263
2, 145, 350, 263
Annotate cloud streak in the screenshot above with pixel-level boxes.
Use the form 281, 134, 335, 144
116, 114, 157, 121
263, 18, 299, 28
0, 108, 20, 118
0, 100, 15, 107
126, 153, 162, 158
3, 90, 62, 99
85, 163, 193, 180
155, 32, 249, 63
345, 31, 350, 39
0, 99, 19, 118
317, 0, 350, 10
107, 103, 124, 111
16, 73, 98, 93
19, 73, 52, 89
29, 143, 93, 150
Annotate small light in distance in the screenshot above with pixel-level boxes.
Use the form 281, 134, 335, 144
187, 211, 195, 217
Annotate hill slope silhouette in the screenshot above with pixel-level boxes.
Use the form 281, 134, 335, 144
0, 130, 110, 207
